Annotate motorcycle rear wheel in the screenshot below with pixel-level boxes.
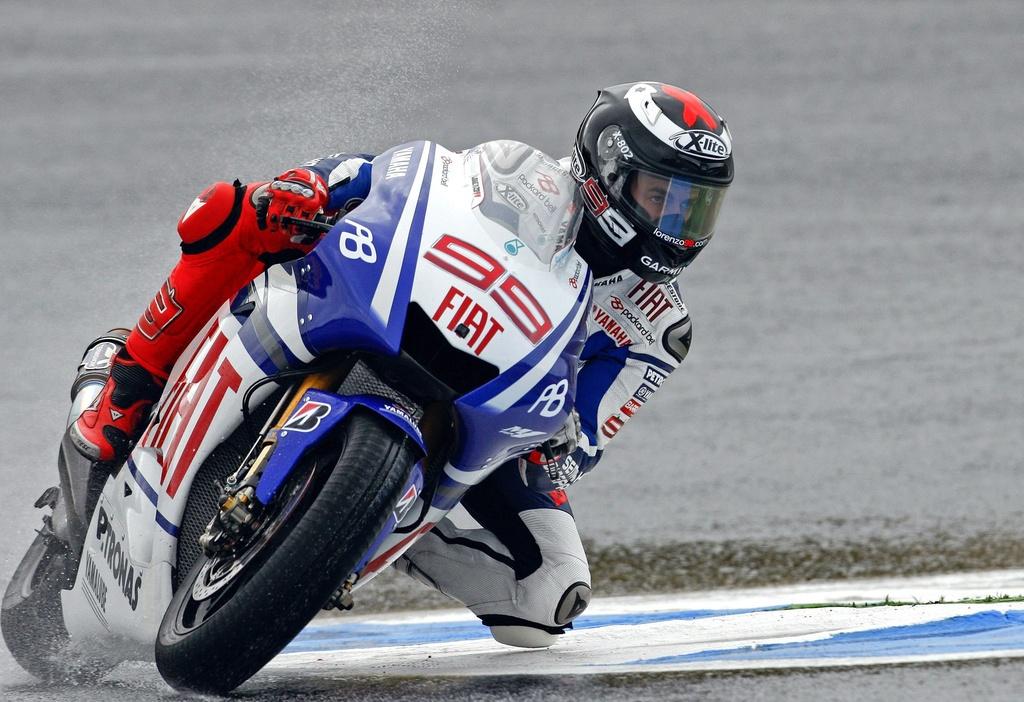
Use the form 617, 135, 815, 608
2, 524, 109, 682
155, 409, 418, 694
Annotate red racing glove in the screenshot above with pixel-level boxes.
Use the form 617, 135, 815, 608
253, 168, 329, 251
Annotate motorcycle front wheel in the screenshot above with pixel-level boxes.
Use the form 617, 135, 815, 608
155, 408, 418, 694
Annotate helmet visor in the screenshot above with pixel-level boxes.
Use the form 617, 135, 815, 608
624, 169, 727, 246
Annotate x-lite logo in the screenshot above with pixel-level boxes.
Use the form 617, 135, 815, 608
669, 129, 730, 160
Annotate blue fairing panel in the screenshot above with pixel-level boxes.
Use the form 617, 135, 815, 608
255, 390, 426, 504
447, 272, 590, 473
296, 142, 435, 358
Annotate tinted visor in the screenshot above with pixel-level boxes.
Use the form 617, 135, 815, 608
623, 169, 727, 247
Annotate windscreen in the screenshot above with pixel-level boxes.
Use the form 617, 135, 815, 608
471, 140, 582, 266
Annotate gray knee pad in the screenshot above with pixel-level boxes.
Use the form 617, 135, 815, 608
398, 508, 592, 633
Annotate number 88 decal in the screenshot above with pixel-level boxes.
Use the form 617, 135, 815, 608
339, 220, 377, 263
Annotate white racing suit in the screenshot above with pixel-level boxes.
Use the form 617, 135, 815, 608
311, 151, 693, 645
395, 270, 690, 646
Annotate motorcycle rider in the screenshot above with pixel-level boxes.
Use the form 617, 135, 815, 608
68, 82, 733, 647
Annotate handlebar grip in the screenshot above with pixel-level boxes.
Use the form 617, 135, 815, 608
278, 216, 335, 234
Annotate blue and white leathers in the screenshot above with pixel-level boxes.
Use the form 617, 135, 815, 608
58, 140, 591, 662
300, 148, 693, 643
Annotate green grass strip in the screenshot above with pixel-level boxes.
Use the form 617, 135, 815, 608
784, 594, 1024, 610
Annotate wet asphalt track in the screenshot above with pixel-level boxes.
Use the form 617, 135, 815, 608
2, 0, 1023, 698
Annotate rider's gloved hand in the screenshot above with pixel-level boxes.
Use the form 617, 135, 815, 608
518, 409, 584, 492
253, 168, 329, 251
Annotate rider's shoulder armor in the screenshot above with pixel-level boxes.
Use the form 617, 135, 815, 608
588, 271, 691, 365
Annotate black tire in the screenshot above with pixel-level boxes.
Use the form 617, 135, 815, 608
155, 409, 418, 694
2, 529, 108, 682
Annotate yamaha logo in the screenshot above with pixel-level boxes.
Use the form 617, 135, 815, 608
670, 129, 731, 161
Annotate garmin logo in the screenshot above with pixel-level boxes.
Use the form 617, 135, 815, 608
640, 255, 683, 276
670, 130, 730, 161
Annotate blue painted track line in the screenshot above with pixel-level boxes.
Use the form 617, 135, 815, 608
284, 606, 778, 653
625, 610, 1024, 665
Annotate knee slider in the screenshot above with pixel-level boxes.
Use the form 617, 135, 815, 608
489, 625, 560, 649
176, 181, 246, 250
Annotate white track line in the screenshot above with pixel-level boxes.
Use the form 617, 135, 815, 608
268, 570, 1024, 676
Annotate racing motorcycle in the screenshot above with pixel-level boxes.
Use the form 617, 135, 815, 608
2, 139, 591, 693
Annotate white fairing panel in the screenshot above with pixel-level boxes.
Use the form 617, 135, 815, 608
411, 142, 586, 372
64, 301, 282, 656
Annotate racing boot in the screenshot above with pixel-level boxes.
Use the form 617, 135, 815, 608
68, 346, 164, 465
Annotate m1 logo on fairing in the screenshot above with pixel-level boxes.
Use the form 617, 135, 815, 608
500, 425, 546, 438
283, 400, 332, 433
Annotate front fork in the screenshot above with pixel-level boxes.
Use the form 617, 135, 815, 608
199, 367, 350, 555
200, 363, 433, 562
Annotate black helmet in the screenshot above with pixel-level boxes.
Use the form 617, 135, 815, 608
572, 82, 734, 283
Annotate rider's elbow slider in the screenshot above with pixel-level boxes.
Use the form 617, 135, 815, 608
176, 180, 261, 254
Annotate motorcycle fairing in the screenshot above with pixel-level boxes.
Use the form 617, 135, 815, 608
57, 138, 594, 659
254, 390, 426, 504
295, 142, 437, 359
